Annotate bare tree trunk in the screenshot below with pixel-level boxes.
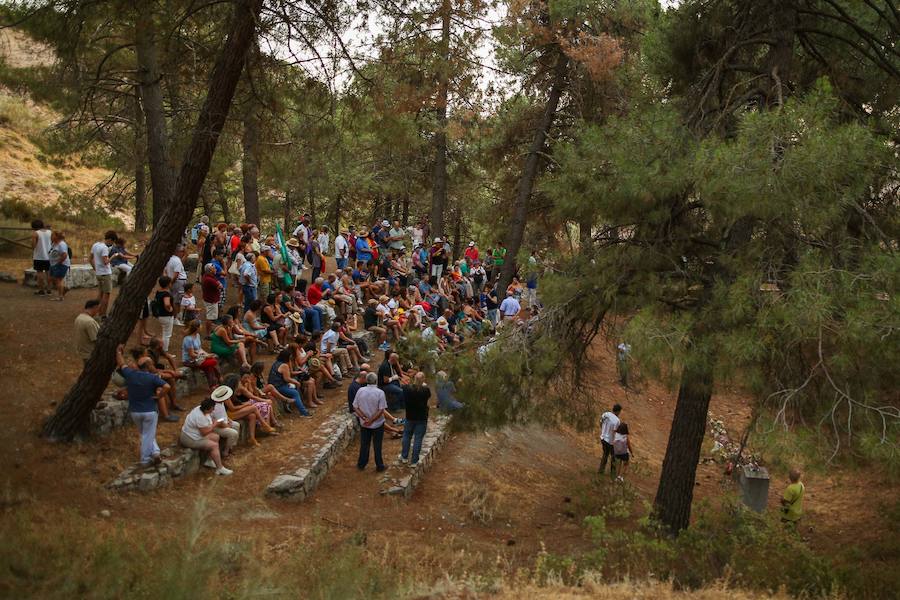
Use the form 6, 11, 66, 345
499, 50, 568, 292
578, 215, 592, 252
199, 189, 212, 218
216, 177, 231, 223
429, 0, 450, 238
402, 192, 410, 226
654, 360, 713, 533
308, 186, 316, 227
132, 87, 148, 232
134, 0, 174, 228
333, 193, 341, 235
42, 0, 264, 440
241, 108, 260, 225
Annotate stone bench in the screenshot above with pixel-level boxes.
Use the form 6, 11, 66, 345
23, 264, 118, 289
381, 414, 453, 498
266, 412, 359, 501
107, 445, 200, 492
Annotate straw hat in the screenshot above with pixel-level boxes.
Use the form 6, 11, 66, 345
287, 312, 303, 325
211, 386, 233, 403
287, 238, 300, 248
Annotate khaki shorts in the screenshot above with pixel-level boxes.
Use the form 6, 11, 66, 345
205, 301, 219, 320
97, 274, 113, 294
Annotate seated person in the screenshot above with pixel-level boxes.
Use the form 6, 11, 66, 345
211, 314, 252, 367
182, 319, 221, 389
436, 371, 464, 412
243, 299, 282, 352
179, 397, 233, 476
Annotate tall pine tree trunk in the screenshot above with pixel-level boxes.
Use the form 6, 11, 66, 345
654, 360, 714, 533
402, 192, 410, 226
241, 109, 260, 225
134, 1, 173, 227
430, 0, 451, 238
499, 50, 568, 292
132, 87, 147, 232
42, 0, 264, 440
333, 194, 341, 235
216, 176, 231, 223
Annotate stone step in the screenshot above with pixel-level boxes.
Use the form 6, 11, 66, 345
265, 411, 359, 501
107, 446, 200, 492
380, 414, 453, 498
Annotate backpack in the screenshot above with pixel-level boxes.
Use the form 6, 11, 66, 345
149, 298, 161, 318
67, 246, 74, 259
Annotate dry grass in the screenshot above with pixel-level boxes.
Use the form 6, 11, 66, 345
447, 479, 502, 524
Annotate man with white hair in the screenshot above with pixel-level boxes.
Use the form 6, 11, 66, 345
353, 372, 388, 472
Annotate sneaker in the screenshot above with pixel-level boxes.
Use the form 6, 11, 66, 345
409, 461, 419, 468
174, 318, 185, 327
216, 467, 233, 476
616, 476, 624, 483
378, 342, 390, 351
398, 455, 408, 464
163, 415, 180, 422
203, 458, 216, 469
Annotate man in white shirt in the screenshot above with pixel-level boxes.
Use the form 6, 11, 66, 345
334, 229, 349, 270
91, 230, 116, 316
31, 218, 52, 296
321, 323, 357, 374
599, 403, 622, 478
164, 244, 188, 324
498, 291, 521, 320
387, 220, 406, 251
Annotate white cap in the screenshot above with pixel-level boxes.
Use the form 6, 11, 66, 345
434, 237, 443, 243
468, 241, 475, 247
381, 220, 390, 227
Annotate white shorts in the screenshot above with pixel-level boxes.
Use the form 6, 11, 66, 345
205, 301, 219, 320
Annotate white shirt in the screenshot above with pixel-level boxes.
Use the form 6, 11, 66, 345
91, 241, 112, 275
600, 411, 621, 444
317, 232, 330, 254
388, 227, 405, 250
180, 294, 196, 310
412, 227, 424, 246
376, 303, 391, 319
33, 229, 52, 260
320, 329, 339, 353
334, 235, 348, 258
51, 241, 71, 267
165, 255, 187, 281
181, 406, 212, 441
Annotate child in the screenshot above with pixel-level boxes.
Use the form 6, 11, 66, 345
613, 422, 633, 482
180, 283, 199, 324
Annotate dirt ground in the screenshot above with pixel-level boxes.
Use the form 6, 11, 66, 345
0, 257, 895, 579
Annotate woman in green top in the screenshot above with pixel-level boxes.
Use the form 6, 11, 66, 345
211, 314, 251, 368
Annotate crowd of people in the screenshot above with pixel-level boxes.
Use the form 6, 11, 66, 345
64, 213, 540, 476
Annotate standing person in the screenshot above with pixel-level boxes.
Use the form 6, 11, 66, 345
399, 372, 431, 466
347, 364, 370, 413
411, 221, 425, 248
525, 249, 539, 307
153, 276, 176, 352
355, 229, 373, 264
75, 300, 101, 364
617, 341, 632, 388
180, 397, 233, 476
179, 283, 199, 324
613, 422, 633, 482
464, 240, 479, 263
91, 231, 116, 316
780, 469, 805, 526
498, 289, 521, 321
334, 228, 349, 270
239, 252, 259, 311
48, 230, 71, 301
353, 372, 388, 472
599, 403, 622, 478
165, 245, 188, 325
491, 241, 507, 281
115, 344, 169, 466
429, 237, 447, 280
31, 219, 53, 296
317, 225, 330, 256
200, 264, 221, 336
256, 245, 274, 301
310, 232, 324, 282
388, 220, 406, 252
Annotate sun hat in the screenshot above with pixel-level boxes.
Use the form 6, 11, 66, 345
437, 316, 449, 328
287, 312, 303, 324
468, 241, 475, 247
211, 386, 233, 403
434, 237, 442, 243
287, 238, 300, 248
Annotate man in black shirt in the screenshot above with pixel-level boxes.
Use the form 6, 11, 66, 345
377, 352, 405, 411
347, 363, 370, 414
399, 371, 431, 466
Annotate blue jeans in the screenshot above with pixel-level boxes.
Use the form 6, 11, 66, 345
276, 384, 310, 416
130, 411, 160, 463
336, 258, 348, 270
358, 425, 384, 469
303, 307, 321, 333
401, 420, 428, 464
242, 284, 257, 310
382, 383, 404, 411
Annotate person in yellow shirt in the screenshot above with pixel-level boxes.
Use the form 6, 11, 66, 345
780, 469, 805, 525
256, 245, 274, 301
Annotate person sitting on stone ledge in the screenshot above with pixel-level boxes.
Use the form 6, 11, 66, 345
180, 397, 233, 476
234, 368, 281, 436
209, 386, 242, 458
268, 347, 314, 417
248, 361, 293, 410
182, 319, 221, 389
287, 342, 322, 408
211, 314, 252, 368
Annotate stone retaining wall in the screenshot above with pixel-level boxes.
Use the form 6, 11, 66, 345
381, 414, 453, 498
23, 264, 117, 289
107, 446, 200, 492
266, 412, 359, 501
